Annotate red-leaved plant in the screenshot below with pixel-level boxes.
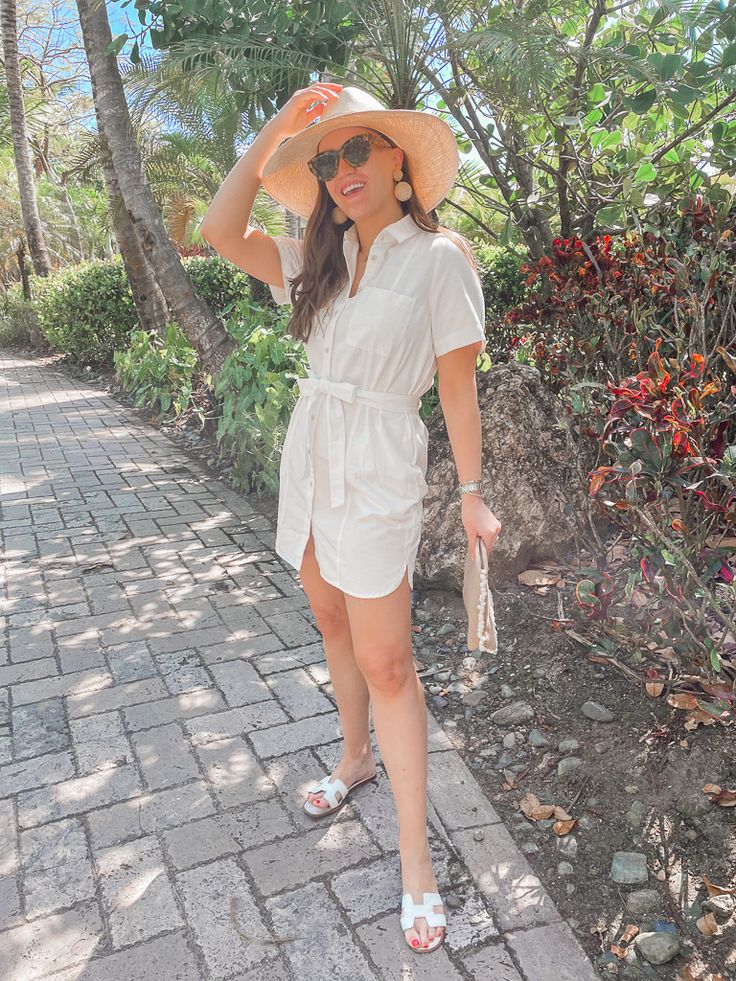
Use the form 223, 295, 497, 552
576, 343, 736, 714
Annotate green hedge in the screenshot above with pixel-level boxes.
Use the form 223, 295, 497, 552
32, 254, 250, 368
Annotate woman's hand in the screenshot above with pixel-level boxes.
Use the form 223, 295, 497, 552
270, 82, 344, 141
461, 493, 502, 556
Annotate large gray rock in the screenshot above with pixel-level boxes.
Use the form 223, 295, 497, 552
416, 362, 583, 587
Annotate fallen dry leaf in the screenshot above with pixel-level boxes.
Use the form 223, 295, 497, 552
702, 873, 736, 897
517, 569, 565, 588
667, 693, 699, 710
696, 911, 719, 935
519, 792, 556, 820
684, 709, 719, 731
702, 784, 736, 807
553, 818, 577, 835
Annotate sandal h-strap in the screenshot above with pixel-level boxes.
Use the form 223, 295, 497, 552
303, 771, 378, 818
400, 891, 447, 953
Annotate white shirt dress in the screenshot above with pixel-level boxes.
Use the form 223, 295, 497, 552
269, 212, 487, 598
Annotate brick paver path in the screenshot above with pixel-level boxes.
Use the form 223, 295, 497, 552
0, 353, 600, 980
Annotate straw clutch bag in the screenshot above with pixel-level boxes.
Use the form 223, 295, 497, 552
462, 536, 498, 653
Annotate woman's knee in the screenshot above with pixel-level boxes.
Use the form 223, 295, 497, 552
354, 645, 414, 693
311, 600, 351, 639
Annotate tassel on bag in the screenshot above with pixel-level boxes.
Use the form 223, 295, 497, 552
462, 536, 498, 653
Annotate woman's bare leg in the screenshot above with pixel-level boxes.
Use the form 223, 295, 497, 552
343, 568, 444, 949
298, 529, 376, 808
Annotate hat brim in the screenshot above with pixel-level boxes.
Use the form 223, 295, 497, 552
261, 110, 459, 221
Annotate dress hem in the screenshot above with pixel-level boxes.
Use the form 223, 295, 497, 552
276, 540, 411, 599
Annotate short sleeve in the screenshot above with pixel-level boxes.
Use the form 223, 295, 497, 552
268, 234, 304, 305
429, 239, 487, 358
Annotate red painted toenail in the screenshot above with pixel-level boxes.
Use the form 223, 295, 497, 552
411, 939, 418, 947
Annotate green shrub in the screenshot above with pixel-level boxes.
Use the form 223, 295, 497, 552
0, 285, 41, 348
32, 254, 250, 369
213, 297, 308, 496
183, 255, 250, 318
113, 321, 199, 421
34, 258, 136, 367
473, 243, 528, 356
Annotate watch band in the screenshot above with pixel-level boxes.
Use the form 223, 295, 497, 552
459, 479, 484, 496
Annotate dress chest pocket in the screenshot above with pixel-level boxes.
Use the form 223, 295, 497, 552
344, 286, 416, 358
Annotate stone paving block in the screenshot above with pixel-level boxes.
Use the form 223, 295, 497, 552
0, 751, 75, 799
197, 632, 283, 667
215, 603, 273, 636
427, 711, 454, 753
176, 856, 280, 979
461, 941, 524, 980
66, 676, 168, 718
153, 648, 212, 695
130, 721, 201, 790
20, 816, 96, 917
163, 812, 240, 870
194, 735, 275, 808
451, 824, 562, 932
505, 921, 601, 981
12, 669, 111, 707
12, 698, 69, 760
96, 834, 183, 948
264, 610, 321, 648
0, 901, 104, 981
183, 699, 288, 745
427, 750, 502, 830
208, 659, 272, 707
123, 686, 227, 731
266, 880, 377, 981
0, 735, 12, 763
331, 854, 402, 923
35, 930, 203, 981
145, 623, 234, 655
105, 639, 159, 684
70, 710, 133, 775
357, 911, 466, 978
266, 666, 334, 720
87, 778, 215, 850
0, 874, 22, 930
224, 957, 292, 981
250, 641, 325, 675
0, 657, 57, 689
57, 644, 106, 675
18, 763, 141, 829
248, 710, 342, 758
7, 629, 56, 665
244, 819, 380, 896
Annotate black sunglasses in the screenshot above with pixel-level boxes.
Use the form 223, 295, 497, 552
307, 133, 395, 182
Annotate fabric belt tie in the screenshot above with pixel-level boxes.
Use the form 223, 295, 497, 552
297, 375, 421, 509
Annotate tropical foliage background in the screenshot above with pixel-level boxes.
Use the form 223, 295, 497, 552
1, 0, 735, 718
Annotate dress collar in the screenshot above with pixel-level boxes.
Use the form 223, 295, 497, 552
342, 212, 421, 251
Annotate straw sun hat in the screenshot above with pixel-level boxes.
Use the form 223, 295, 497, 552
260, 85, 460, 221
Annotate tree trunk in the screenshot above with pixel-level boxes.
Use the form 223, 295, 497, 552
74, 0, 234, 373
102, 150, 170, 335
1, 0, 52, 277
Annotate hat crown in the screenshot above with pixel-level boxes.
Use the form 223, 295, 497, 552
309, 86, 388, 128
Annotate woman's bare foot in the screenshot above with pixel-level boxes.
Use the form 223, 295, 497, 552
306, 749, 377, 809
400, 845, 445, 950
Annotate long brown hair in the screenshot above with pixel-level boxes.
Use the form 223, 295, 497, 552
283, 127, 479, 344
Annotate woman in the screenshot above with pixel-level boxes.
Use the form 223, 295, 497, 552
201, 82, 501, 956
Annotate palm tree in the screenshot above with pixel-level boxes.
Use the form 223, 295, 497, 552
74, 0, 234, 373
0, 0, 52, 276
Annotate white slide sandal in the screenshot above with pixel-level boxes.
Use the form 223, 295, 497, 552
303, 771, 378, 818
400, 891, 447, 953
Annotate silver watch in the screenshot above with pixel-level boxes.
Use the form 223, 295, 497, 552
459, 479, 484, 497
